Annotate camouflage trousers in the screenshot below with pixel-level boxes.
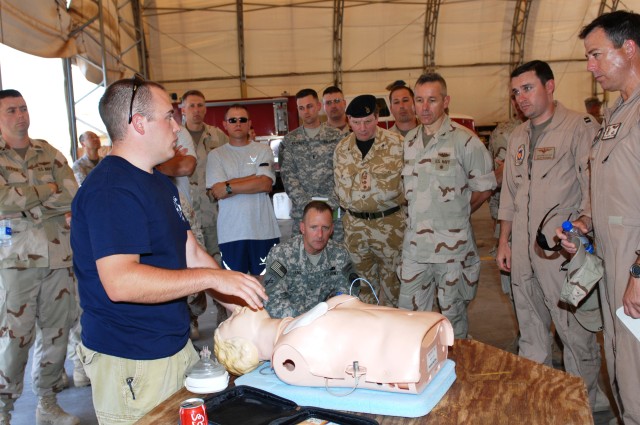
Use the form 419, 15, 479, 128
398, 257, 480, 339
202, 225, 220, 261
180, 191, 205, 248
60, 274, 82, 370
342, 211, 404, 307
0, 267, 78, 413
180, 192, 209, 320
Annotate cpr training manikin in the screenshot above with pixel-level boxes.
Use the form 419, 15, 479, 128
214, 294, 454, 394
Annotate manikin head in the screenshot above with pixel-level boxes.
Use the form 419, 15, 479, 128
214, 307, 282, 375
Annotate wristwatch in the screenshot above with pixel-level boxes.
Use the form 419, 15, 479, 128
630, 263, 640, 279
225, 182, 232, 195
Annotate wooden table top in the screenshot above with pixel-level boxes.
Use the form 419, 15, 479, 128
136, 339, 592, 425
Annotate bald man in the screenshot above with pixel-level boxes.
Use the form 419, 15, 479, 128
72, 131, 102, 185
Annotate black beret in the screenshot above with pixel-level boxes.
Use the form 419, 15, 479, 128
346, 94, 377, 118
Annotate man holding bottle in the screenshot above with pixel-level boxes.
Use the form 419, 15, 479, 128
496, 60, 604, 411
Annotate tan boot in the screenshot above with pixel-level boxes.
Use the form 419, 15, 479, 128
36, 395, 79, 425
60, 369, 69, 390
0, 412, 10, 425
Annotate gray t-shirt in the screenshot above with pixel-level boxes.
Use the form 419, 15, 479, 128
205, 142, 281, 244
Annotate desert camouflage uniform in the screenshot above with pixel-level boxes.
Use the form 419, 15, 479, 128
488, 118, 522, 298
262, 235, 357, 318
488, 118, 521, 220
334, 127, 405, 307
173, 130, 205, 247
0, 137, 79, 414
399, 117, 496, 339
389, 119, 419, 138
330, 123, 351, 135
281, 123, 345, 242
186, 123, 228, 258
71, 153, 101, 186
179, 125, 227, 325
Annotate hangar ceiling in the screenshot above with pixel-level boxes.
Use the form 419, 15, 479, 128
0, 0, 636, 131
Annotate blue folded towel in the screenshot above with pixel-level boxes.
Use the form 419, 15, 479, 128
235, 359, 456, 418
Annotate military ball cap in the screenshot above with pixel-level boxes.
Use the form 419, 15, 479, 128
346, 94, 377, 118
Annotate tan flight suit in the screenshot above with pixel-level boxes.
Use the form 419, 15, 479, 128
398, 117, 495, 339
498, 102, 601, 405
590, 87, 640, 424
0, 137, 78, 414
334, 127, 405, 307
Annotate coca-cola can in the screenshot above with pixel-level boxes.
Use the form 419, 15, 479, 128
179, 397, 208, 425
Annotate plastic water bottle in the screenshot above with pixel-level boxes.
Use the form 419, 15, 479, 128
0, 219, 12, 247
561, 221, 593, 254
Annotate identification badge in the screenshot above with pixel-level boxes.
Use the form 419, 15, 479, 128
359, 170, 371, 191
534, 146, 555, 160
515, 144, 525, 166
602, 123, 621, 140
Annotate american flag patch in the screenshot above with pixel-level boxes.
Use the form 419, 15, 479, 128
269, 260, 287, 278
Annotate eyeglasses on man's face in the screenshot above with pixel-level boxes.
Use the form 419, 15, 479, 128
324, 98, 344, 106
128, 74, 146, 125
227, 117, 249, 124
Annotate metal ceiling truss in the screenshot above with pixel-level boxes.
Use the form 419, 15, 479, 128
332, 0, 345, 88
64, 0, 147, 160
507, 0, 531, 117
423, 0, 441, 73
236, 0, 247, 98
509, 0, 532, 73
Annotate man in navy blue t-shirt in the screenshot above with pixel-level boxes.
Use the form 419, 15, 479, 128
71, 77, 267, 424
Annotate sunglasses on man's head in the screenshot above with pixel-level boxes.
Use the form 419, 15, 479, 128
227, 117, 249, 124
536, 203, 570, 252
128, 73, 146, 124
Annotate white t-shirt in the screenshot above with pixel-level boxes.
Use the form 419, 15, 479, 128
205, 142, 281, 244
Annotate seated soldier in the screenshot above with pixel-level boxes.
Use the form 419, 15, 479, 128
262, 201, 358, 317
214, 295, 454, 394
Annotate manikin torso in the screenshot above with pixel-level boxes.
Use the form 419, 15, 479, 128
216, 295, 454, 394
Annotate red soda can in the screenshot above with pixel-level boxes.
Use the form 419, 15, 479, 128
179, 397, 208, 425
